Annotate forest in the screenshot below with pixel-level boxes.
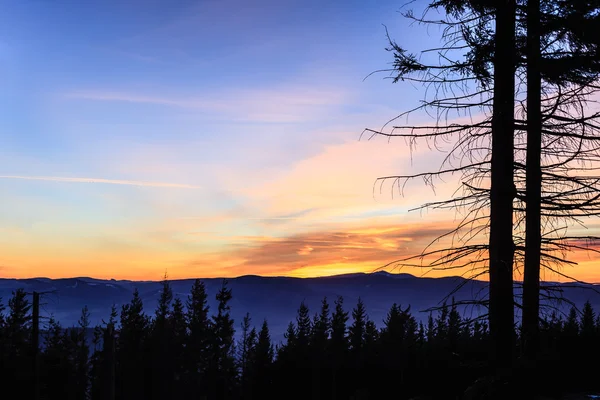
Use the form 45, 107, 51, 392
0, 279, 599, 400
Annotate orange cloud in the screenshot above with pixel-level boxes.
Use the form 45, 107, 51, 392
200, 220, 461, 278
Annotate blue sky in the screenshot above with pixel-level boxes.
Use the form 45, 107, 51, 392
0, 0, 523, 280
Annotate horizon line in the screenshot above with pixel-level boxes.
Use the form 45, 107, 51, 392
1, 272, 589, 284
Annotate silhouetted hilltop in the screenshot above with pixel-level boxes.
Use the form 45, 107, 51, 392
1, 272, 599, 342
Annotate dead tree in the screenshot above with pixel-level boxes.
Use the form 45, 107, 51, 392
365, 0, 516, 369
365, 0, 600, 370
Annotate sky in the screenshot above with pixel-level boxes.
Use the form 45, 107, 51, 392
0, 0, 599, 282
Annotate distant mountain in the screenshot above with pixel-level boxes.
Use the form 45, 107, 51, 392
1, 272, 599, 343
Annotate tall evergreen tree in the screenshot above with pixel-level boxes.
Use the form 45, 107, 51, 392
185, 279, 211, 398
309, 297, 331, 400
72, 306, 91, 400
170, 297, 187, 398
90, 304, 118, 400
237, 313, 254, 389
349, 297, 367, 355
116, 289, 150, 400
330, 296, 349, 400
295, 301, 312, 350
251, 320, 274, 398
5, 289, 32, 395
41, 317, 73, 400
150, 278, 175, 400
209, 280, 237, 400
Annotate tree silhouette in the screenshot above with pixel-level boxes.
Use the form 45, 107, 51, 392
117, 289, 150, 400
4, 278, 600, 399
185, 279, 211, 398
209, 280, 237, 400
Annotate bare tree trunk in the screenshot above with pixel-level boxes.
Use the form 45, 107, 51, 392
523, 0, 542, 363
489, 0, 517, 370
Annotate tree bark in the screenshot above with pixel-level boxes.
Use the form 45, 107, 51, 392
489, 0, 517, 369
523, 0, 542, 362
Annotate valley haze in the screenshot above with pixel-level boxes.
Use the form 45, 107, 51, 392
2, 271, 599, 343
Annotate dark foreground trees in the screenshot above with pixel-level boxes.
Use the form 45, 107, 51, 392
1, 282, 600, 400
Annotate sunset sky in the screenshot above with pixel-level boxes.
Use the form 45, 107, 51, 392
1, 0, 599, 282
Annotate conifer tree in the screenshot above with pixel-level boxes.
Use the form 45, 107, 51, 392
580, 300, 596, 339
311, 297, 331, 348
117, 289, 150, 400
563, 307, 579, 338
295, 302, 311, 349
251, 320, 274, 398
238, 313, 254, 386
330, 296, 348, 400
448, 298, 462, 353
5, 289, 32, 395
209, 280, 237, 400
349, 297, 367, 355
309, 297, 331, 400
238, 313, 257, 400
41, 317, 73, 400
185, 279, 211, 398
150, 278, 175, 400
72, 306, 91, 400
170, 297, 187, 398
90, 304, 118, 400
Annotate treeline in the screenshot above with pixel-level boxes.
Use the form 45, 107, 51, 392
1, 280, 599, 400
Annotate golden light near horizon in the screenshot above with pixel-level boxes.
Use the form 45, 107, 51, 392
1, 0, 600, 284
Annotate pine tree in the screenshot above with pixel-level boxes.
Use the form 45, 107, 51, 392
348, 298, 368, 397
563, 307, 579, 338
209, 280, 237, 400
330, 296, 349, 400
435, 302, 449, 343
170, 297, 187, 398
72, 306, 91, 400
238, 313, 254, 387
380, 303, 414, 384
185, 279, 211, 398
349, 297, 367, 355
580, 300, 596, 339
417, 322, 426, 347
296, 301, 312, 349
579, 300, 597, 386
330, 296, 349, 352
426, 313, 435, 344
251, 320, 274, 398
5, 289, 32, 395
448, 298, 462, 353
41, 317, 73, 400
308, 297, 331, 400
90, 304, 118, 400
283, 321, 297, 349
150, 278, 175, 400
311, 297, 330, 350
117, 289, 150, 400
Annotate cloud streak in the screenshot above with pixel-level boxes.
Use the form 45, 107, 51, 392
208, 222, 459, 278
0, 175, 201, 189
63, 84, 352, 124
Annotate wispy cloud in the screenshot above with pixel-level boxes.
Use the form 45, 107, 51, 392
63, 84, 352, 124
64, 91, 216, 110
0, 175, 200, 189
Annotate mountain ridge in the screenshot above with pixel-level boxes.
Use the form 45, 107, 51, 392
2, 271, 599, 343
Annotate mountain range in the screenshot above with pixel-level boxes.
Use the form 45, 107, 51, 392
1, 271, 599, 343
